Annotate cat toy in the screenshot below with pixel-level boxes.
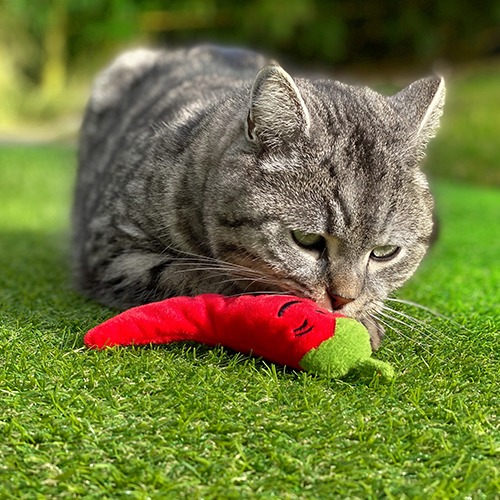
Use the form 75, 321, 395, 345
84, 294, 394, 381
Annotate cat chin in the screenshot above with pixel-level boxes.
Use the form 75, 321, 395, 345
315, 295, 334, 312
335, 298, 387, 350
361, 318, 385, 351
316, 296, 385, 350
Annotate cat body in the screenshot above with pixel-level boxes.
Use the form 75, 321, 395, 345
73, 45, 445, 347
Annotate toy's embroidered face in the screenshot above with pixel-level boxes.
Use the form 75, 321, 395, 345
276, 298, 334, 338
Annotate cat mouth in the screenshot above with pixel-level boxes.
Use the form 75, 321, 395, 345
231, 277, 384, 349
315, 294, 334, 313
314, 294, 385, 349
221, 257, 380, 336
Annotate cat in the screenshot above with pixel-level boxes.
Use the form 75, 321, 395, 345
72, 45, 445, 349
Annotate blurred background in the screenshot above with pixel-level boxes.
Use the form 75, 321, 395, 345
0, 0, 499, 185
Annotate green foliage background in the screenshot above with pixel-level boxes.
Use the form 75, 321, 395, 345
1, 0, 499, 124
3, 0, 500, 78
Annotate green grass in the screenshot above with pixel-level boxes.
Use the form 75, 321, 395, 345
425, 61, 500, 187
0, 142, 499, 499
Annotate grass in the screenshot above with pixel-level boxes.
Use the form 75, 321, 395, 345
426, 61, 500, 187
0, 133, 499, 495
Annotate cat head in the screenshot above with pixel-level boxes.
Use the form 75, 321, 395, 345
207, 65, 445, 348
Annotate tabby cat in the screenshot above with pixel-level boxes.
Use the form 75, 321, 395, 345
72, 45, 445, 348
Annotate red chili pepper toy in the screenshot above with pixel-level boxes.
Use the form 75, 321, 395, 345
84, 294, 394, 380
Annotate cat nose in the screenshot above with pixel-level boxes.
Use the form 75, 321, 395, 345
328, 292, 355, 311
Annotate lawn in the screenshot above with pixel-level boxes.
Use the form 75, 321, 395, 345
0, 109, 499, 497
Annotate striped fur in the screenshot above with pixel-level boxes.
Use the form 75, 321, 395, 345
73, 45, 445, 347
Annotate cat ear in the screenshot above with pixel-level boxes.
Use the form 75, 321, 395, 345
390, 76, 446, 153
246, 65, 310, 148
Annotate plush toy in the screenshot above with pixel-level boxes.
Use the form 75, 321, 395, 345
84, 294, 394, 381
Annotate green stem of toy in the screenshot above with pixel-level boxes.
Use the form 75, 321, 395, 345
299, 317, 394, 381
353, 358, 395, 382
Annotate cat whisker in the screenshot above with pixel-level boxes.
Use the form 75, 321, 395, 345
160, 244, 313, 297
227, 290, 287, 298
369, 312, 433, 355
158, 247, 303, 294
217, 274, 299, 293
386, 297, 469, 331
163, 255, 272, 278
161, 249, 278, 281
378, 309, 439, 347
169, 266, 265, 278
172, 263, 283, 284
380, 305, 455, 344
168, 264, 288, 292
386, 297, 444, 317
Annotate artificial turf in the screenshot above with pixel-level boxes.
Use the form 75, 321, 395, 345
0, 143, 498, 498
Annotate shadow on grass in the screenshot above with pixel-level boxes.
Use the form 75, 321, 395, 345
0, 228, 114, 348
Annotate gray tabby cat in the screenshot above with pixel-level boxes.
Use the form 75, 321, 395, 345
73, 45, 445, 348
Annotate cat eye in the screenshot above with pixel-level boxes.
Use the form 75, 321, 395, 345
291, 230, 325, 252
370, 245, 401, 261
